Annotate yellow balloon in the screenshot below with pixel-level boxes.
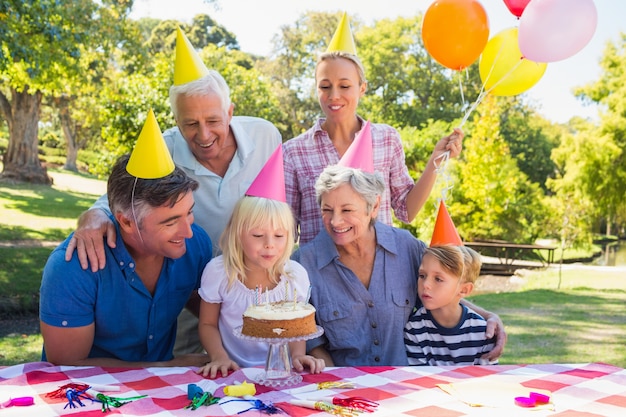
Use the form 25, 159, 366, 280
479, 27, 547, 96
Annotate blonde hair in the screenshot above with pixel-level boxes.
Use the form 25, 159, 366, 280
460, 246, 482, 284
424, 245, 465, 281
425, 245, 482, 284
220, 196, 296, 289
316, 51, 367, 86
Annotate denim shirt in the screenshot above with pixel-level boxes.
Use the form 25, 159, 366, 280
293, 223, 426, 366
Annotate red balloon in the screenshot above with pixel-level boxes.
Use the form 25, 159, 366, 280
422, 0, 490, 71
503, 0, 532, 18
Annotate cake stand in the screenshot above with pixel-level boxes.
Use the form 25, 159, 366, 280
234, 325, 324, 387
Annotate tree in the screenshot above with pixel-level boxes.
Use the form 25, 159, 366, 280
497, 98, 558, 191
545, 121, 595, 250
0, 0, 133, 184
451, 96, 547, 243
357, 15, 481, 128
92, 42, 285, 176
260, 11, 340, 139
575, 35, 626, 235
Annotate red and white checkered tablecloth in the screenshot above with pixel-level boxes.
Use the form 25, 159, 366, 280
1, 362, 625, 416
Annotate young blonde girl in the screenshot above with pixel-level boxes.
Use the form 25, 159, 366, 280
196, 196, 324, 378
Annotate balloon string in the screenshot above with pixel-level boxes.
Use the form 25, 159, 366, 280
433, 149, 453, 208
459, 58, 524, 127
458, 71, 466, 110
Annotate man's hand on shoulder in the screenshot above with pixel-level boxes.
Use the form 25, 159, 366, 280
65, 209, 117, 272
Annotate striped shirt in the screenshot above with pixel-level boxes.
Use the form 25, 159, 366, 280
404, 304, 496, 366
283, 117, 415, 244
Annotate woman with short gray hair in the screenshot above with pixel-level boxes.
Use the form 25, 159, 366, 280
294, 165, 505, 366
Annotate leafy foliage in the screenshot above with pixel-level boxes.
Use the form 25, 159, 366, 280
358, 15, 481, 128
574, 35, 626, 232
1, 6, 624, 239
452, 96, 547, 242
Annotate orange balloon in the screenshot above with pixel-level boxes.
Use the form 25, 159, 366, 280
422, 0, 490, 71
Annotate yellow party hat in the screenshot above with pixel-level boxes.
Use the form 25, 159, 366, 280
174, 27, 210, 86
126, 109, 175, 179
326, 12, 357, 55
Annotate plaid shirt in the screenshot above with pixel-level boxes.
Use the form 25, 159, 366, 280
283, 117, 415, 244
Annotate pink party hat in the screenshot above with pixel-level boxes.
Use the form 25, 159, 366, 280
430, 200, 463, 246
338, 121, 374, 173
245, 145, 286, 202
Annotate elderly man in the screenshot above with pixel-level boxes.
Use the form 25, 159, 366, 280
64, 29, 281, 355
41, 112, 212, 366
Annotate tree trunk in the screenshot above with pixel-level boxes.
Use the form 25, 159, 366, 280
56, 95, 79, 172
0, 87, 52, 185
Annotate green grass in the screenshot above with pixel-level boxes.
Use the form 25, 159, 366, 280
0, 167, 105, 365
0, 333, 43, 365
1, 168, 625, 369
468, 268, 626, 368
0, 247, 54, 314
0, 167, 105, 238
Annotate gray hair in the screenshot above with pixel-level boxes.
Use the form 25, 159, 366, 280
315, 165, 384, 215
168, 70, 231, 119
316, 51, 367, 86
108, 154, 199, 227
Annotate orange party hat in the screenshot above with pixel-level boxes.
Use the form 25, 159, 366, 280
326, 12, 357, 55
430, 200, 463, 246
245, 145, 286, 202
126, 109, 175, 179
174, 27, 210, 86
338, 120, 373, 173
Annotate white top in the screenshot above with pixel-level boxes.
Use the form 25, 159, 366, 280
198, 256, 311, 367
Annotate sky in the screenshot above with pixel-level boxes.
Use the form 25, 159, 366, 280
130, 0, 626, 124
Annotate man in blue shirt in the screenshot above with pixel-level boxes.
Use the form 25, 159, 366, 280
40, 153, 212, 367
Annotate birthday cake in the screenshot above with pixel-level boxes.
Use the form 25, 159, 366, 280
241, 301, 317, 338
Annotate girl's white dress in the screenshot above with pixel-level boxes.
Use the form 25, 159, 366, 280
198, 256, 311, 367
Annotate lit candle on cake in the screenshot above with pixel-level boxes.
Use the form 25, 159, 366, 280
293, 288, 297, 310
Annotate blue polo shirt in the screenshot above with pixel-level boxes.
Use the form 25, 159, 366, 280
293, 223, 426, 366
40, 221, 212, 362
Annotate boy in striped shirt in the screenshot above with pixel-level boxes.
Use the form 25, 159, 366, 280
404, 245, 497, 365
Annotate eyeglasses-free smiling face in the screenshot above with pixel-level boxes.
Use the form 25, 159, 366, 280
134, 192, 196, 260
320, 184, 378, 247
176, 93, 234, 166
316, 57, 366, 124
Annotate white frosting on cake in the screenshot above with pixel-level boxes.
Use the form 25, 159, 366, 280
243, 301, 315, 320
